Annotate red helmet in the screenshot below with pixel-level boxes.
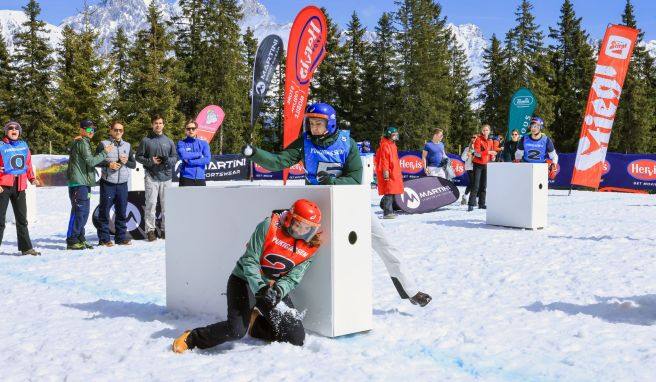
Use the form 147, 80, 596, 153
284, 199, 322, 241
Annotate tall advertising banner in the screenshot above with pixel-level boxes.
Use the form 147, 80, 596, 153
507, 87, 537, 140
282, 6, 327, 184
195, 105, 225, 143
251, 34, 284, 132
571, 24, 638, 189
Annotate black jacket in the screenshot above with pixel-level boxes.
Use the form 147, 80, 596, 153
135, 131, 177, 181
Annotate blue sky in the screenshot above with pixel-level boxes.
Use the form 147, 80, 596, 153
3, 0, 655, 42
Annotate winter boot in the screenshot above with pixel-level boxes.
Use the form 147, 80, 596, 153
467, 205, 474, 212
147, 231, 157, 242
461, 195, 467, 205
172, 330, 192, 353
116, 239, 132, 246
160, 231, 165, 240
98, 241, 113, 247
383, 213, 397, 219
82, 241, 94, 249
409, 291, 432, 307
67, 242, 86, 250
21, 248, 41, 256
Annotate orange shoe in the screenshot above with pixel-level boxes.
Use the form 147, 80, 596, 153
248, 308, 261, 336
172, 330, 191, 353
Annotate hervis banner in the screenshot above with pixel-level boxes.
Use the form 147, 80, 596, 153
282, 6, 327, 184
571, 24, 638, 189
507, 87, 537, 141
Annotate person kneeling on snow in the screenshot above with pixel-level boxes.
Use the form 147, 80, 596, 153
173, 199, 323, 352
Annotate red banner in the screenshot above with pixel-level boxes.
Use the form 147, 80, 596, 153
282, 6, 327, 183
195, 105, 224, 144
571, 24, 638, 189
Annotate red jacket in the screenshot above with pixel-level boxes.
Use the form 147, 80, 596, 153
375, 137, 404, 195
0, 137, 35, 192
472, 134, 496, 165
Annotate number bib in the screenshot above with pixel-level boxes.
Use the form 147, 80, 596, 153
260, 212, 319, 279
522, 135, 548, 163
303, 130, 351, 184
0, 140, 29, 175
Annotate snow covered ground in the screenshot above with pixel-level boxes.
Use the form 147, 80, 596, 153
1, 183, 655, 381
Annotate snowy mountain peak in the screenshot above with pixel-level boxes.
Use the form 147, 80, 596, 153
0, 9, 62, 52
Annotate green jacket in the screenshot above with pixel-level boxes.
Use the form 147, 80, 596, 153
232, 217, 314, 298
251, 131, 363, 185
67, 136, 108, 187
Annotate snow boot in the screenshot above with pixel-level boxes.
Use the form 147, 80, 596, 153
116, 239, 132, 246
67, 242, 86, 250
21, 248, 41, 256
467, 205, 474, 212
409, 291, 432, 307
82, 241, 94, 249
147, 231, 157, 242
98, 241, 113, 247
461, 195, 467, 205
172, 330, 192, 353
383, 213, 397, 219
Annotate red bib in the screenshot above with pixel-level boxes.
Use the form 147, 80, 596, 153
260, 212, 319, 279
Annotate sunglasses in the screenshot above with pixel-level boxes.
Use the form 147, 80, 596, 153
185, 127, 197, 131
112, 128, 124, 132
6, 126, 19, 131
85, 127, 96, 133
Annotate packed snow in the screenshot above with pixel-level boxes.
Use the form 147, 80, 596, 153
0, 182, 654, 381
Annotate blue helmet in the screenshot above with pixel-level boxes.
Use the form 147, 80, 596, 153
305, 103, 337, 135
530, 117, 544, 130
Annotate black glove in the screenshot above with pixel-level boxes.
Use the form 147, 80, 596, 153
242, 144, 256, 158
158, 156, 168, 164
317, 171, 334, 185
255, 285, 281, 313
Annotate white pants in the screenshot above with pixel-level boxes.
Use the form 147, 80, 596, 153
144, 173, 171, 232
371, 213, 418, 299
426, 166, 445, 178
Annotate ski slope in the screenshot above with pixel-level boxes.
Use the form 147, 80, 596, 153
0, 183, 654, 381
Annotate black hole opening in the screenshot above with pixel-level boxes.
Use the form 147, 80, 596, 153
348, 231, 357, 245
539, 183, 543, 189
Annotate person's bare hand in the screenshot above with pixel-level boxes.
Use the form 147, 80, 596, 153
152, 157, 162, 164
109, 162, 121, 170
31, 179, 40, 186
104, 143, 115, 153
119, 155, 128, 164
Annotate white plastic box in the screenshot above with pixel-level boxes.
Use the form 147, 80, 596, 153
360, 154, 375, 187
486, 163, 548, 229
165, 185, 372, 338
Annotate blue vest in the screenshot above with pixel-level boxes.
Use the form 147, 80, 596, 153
522, 135, 548, 163
303, 130, 351, 185
0, 140, 29, 175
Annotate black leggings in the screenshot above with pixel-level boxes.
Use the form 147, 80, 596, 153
188, 274, 306, 349
468, 163, 487, 207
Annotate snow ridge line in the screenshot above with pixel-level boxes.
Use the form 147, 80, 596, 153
0, 268, 165, 306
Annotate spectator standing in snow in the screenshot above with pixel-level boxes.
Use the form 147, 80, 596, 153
375, 127, 404, 219
176, 120, 211, 187
0, 121, 41, 256
502, 129, 520, 162
460, 134, 477, 205
173, 199, 323, 352
467, 124, 497, 212
422, 128, 447, 178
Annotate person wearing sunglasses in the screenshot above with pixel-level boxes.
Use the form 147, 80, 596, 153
66, 120, 114, 250
176, 120, 210, 187
0, 121, 41, 256
502, 129, 521, 162
173, 199, 323, 352
95, 121, 136, 247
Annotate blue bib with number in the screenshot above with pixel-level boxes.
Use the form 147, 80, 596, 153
0, 140, 29, 175
522, 135, 548, 163
303, 130, 351, 185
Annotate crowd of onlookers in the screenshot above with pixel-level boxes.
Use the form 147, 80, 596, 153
0, 116, 212, 255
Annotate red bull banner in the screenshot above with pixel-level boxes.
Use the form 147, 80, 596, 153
571, 24, 638, 189
282, 6, 327, 183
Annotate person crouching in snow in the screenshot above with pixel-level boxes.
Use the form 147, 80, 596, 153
173, 199, 323, 352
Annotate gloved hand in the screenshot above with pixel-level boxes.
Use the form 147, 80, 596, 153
242, 144, 256, 158
255, 285, 282, 313
317, 171, 334, 185
383, 170, 390, 181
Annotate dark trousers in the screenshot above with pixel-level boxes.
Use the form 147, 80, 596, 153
189, 274, 305, 349
179, 177, 206, 187
464, 170, 474, 195
379, 194, 395, 216
67, 185, 91, 245
468, 163, 487, 208
97, 180, 128, 243
0, 179, 33, 251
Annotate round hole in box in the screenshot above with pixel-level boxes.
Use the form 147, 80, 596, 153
348, 231, 357, 244
539, 183, 543, 189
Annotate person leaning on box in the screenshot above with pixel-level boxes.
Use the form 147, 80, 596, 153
95, 121, 136, 247
0, 121, 41, 256
514, 117, 559, 179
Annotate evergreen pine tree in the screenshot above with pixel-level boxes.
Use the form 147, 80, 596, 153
108, 27, 131, 120
340, 12, 368, 133
0, 34, 13, 122
547, 0, 595, 152
448, 35, 477, 152
612, 0, 656, 153
478, 35, 508, 134
125, 2, 182, 145
361, 12, 400, 147
11, 0, 59, 153
172, 0, 205, 118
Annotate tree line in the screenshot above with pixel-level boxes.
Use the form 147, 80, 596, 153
0, 0, 653, 156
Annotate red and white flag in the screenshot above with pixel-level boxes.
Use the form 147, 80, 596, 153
571, 24, 638, 189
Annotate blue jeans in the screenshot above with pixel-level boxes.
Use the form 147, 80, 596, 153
97, 180, 128, 243
67, 186, 91, 244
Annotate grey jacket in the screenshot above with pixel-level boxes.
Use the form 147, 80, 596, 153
95, 139, 136, 184
135, 131, 177, 181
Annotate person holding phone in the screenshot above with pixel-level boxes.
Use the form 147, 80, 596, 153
95, 121, 136, 246
135, 115, 177, 242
